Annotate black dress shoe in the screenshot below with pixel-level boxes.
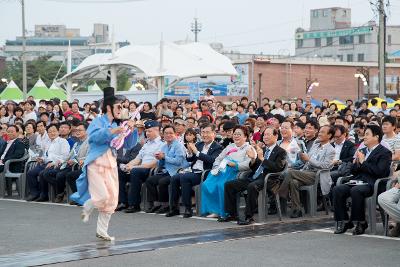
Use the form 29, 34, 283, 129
183, 208, 193, 218
237, 217, 255, 225
165, 209, 180, 217
35, 196, 49, 202
156, 206, 170, 214
352, 221, 368, 235
145, 205, 160, 213
115, 203, 128, 211
290, 209, 303, 218
124, 206, 141, 213
26, 195, 40, 202
217, 215, 237, 222
334, 221, 354, 234
55, 193, 65, 203
268, 207, 277, 215
69, 200, 78, 206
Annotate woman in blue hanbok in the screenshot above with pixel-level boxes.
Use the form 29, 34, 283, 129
201, 125, 255, 218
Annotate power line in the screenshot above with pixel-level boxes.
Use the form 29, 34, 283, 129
40, 0, 145, 3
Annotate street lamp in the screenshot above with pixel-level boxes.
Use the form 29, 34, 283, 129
354, 67, 370, 100
305, 78, 319, 94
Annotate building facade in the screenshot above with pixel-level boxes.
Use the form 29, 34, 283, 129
295, 7, 400, 62
3, 23, 123, 68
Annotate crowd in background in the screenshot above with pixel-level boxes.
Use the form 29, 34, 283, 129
1, 89, 400, 236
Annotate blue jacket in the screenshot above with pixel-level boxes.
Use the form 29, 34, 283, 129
70, 115, 138, 205
158, 139, 186, 176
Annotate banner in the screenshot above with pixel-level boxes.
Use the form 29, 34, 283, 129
164, 63, 249, 97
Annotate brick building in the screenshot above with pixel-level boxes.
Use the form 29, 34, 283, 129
225, 58, 400, 103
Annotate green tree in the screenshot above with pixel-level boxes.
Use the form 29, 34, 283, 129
0, 56, 66, 91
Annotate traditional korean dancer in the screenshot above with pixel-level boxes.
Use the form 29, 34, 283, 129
71, 87, 138, 241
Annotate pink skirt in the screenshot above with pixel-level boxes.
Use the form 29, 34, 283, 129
87, 149, 118, 213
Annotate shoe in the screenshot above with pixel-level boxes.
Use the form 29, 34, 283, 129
334, 221, 354, 234
69, 200, 78, 206
124, 206, 141, 213
217, 215, 237, 222
35, 196, 49, 202
81, 210, 90, 223
352, 221, 368, 235
96, 233, 115, 242
289, 209, 303, 218
26, 195, 39, 202
317, 203, 325, 212
156, 206, 170, 214
237, 217, 255, 225
183, 208, 193, 218
389, 223, 400, 237
115, 203, 128, 211
165, 209, 180, 217
268, 207, 277, 215
55, 193, 65, 203
206, 213, 219, 218
145, 205, 160, 213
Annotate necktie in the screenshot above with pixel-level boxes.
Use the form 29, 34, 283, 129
251, 148, 270, 180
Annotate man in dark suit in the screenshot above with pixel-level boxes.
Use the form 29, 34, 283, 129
167, 123, 223, 218
330, 125, 356, 184
0, 125, 26, 196
333, 124, 391, 235
222, 127, 287, 225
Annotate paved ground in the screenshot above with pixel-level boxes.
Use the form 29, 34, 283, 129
54, 231, 400, 267
1, 199, 400, 267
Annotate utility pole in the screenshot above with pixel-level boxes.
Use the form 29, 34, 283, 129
21, 0, 27, 99
191, 17, 202, 42
378, 0, 386, 99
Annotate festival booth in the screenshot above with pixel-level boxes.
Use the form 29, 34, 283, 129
49, 81, 67, 100
0, 80, 23, 102
28, 78, 57, 100
58, 42, 237, 102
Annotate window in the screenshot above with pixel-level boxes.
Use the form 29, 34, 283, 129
326, 37, 333, 46
315, 38, 321, 47
339, 35, 354, 45
347, 54, 353, 62
323, 9, 329, 17
312, 10, 319, 17
358, 34, 365, 44
357, 53, 365, 62
296, 39, 303, 48
388, 35, 392, 45
337, 55, 343, 61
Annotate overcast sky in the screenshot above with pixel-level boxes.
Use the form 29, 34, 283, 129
1, 0, 400, 54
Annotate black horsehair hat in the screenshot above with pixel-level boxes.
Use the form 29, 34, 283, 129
102, 87, 118, 111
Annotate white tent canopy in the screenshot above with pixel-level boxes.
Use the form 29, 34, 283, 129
58, 42, 237, 85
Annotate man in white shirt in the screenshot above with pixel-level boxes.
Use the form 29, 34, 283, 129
118, 120, 164, 213
26, 124, 70, 202
380, 101, 390, 116
34, 121, 51, 155
382, 116, 400, 160
23, 100, 37, 123
369, 98, 380, 114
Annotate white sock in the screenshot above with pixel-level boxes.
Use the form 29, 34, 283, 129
81, 199, 94, 223
96, 212, 114, 241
